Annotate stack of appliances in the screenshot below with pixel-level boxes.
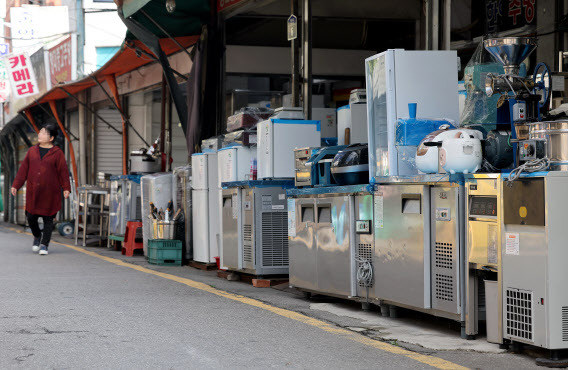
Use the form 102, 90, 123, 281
140, 173, 174, 256
361, 49, 470, 327
365, 49, 460, 178
463, 38, 568, 361
191, 152, 219, 264
337, 89, 367, 145
173, 166, 192, 262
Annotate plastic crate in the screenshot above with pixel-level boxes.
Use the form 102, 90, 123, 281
147, 239, 182, 266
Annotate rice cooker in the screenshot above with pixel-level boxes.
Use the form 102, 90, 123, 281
416, 128, 483, 174
330, 143, 369, 185
439, 133, 483, 174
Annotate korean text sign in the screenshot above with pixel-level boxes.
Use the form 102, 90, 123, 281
4, 52, 38, 98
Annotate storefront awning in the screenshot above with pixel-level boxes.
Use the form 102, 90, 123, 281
19, 35, 199, 111
115, 0, 210, 39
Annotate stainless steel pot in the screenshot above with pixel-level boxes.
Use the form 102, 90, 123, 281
152, 220, 175, 239
530, 121, 568, 170
130, 152, 161, 174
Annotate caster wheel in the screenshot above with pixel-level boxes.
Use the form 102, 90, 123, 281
58, 222, 74, 237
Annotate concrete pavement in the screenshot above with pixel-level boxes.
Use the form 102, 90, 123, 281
0, 223, 542, 369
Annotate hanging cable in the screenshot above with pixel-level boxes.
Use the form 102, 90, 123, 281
507, 157, 550, 183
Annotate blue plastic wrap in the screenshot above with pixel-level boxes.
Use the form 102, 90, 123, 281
110, 174, 143, 184
287, 184, 371, 197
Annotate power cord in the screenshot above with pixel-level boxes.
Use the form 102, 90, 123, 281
507, 157, 550, 184
355, 255, 373, 287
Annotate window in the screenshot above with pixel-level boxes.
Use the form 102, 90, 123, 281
95, 47, 120, 69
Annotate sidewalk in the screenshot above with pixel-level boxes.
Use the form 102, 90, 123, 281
2, 221, 543, 369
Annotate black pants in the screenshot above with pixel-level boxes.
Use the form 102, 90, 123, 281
26, 212, 55, 247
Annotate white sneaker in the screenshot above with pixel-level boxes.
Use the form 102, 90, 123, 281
39, 245, 48, 255
32, 238, 41, 253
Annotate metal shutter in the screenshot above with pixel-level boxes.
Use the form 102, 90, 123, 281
96, 108, 123, 175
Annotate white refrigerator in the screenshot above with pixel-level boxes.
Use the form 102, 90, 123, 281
337, 103, 368, 145
191, 152, 219, 264
312, 108, 337, 139
257, 118, 321, 179
365, 49, 459, 180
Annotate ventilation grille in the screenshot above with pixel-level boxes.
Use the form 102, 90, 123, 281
478, 278, 486, 309
506, 288, 533, 342
563, 307, 568, 341
261, 212, 289, 267
243, 224, 253, 263
243, 244, 253, 263
435, 242, 453, 269
435, 274, 454, 302
244, 224, 252, 242
357, 243, 373, 287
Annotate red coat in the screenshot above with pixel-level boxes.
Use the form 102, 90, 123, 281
12, 145, 71, 216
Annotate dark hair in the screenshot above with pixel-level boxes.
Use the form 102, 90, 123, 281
43, 123, 58, 141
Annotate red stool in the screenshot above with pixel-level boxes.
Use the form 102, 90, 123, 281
122, 221, 143, 257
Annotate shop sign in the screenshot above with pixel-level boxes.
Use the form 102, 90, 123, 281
48, 37, 73, 85
217, 0, 247, 12
485, 0, 536, 33
0, 44, 9, 57
287, 15, 298, 41
4, 53, 38, 98
0, 60, 10, 102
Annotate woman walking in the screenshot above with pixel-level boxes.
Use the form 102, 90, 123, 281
11, 124, 71, 255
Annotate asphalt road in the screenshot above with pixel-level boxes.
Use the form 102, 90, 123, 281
0, 224, 541, 369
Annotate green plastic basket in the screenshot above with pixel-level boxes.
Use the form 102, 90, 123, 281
147, 239, 182, 266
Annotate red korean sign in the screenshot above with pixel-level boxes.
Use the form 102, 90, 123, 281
4, 52, 38, 98
48, 36, 72, 85
217, 0, 247, 12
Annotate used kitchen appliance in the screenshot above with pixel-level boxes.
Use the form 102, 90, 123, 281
337, 103, 367, 145
365, 50, 460, 179
217, 146, 255, 268
294, 147, 318, 187
373, 178, 466, 326
173, 166, 192, 262
288, 186, 375, 301
129, 151, 161, 174
108, 175, 142, 238
257, 108, 321, 179
483, 37, 552, 165
140, 173, 174, 256
464, 174, 504, 344
221, 180, 294, 275
331, 144, 369, 186
191, 152, 220, 264
500, 173, 568, 355
312, 108, 337, 140
217, 146, 255, 184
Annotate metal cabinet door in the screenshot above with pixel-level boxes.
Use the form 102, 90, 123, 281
221, 189, 239, 271
289, 198, 318, 291
374, 185, 431, 309
430, 186, 461, 315
242, 188, 255, 271
355, 194, 375, 299
315, 196, 352, 298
